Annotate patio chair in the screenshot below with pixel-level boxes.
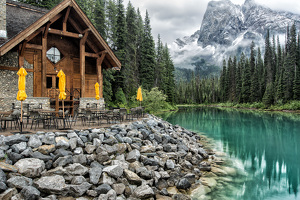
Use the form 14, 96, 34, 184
119, 108, 127, 121
1, 110, 20, 130
30, 110, 44, 130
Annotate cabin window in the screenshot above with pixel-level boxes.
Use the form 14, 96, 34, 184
46, 47, 63, 64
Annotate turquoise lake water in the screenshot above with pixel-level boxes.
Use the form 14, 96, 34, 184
158, 107, 300, 200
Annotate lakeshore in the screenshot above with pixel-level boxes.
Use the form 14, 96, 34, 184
0, 114, 231, 200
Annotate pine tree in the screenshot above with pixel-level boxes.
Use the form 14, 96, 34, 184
139, 11, 155, 90
256, 48, 265, 101
94, 0, 107, 40
220, 60, 227, 102
106, 0, 117, 48
163, 43, 175, 103
240, 59, 251, 103
123, 1, 139, 97
113, 0, 127, 91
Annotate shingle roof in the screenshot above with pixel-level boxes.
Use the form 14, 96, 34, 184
0, 0, 49, 46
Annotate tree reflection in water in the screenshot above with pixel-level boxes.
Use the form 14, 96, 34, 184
159, 107, 300, 199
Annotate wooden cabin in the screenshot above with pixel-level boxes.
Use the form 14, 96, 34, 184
0, 0, 121, 112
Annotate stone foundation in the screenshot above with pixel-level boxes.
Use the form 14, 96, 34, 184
0, 97, 51, 111
79, 98, 105, 110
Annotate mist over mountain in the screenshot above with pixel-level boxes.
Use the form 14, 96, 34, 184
170, 0, 300, 71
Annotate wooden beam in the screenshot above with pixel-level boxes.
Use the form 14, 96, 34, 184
68, 17, 82, 33
26, 27, 45, 42
63, 7, 71, 32
43, 23, 50, 38
68, 17, 99, 53
20, 41, 27, 57
49, 13, 63, 25
97, 58, 103, 98
85, 52, 99, 58
98, 52, 106, 65
48, 28, 82, 39
18, 44, 24, 68
41, 37, 47, 97
33, 52, 38, 97
80, 39, 85, 98
26, 43, 42, 50
0, 65, 33, 72
81, 31, 89, 44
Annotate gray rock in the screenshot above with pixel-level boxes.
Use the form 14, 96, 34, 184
7, 151, 23, 164
69, 138, 77, 150
126, 149, 140, 162
103, 165, 123, 179
99, 172, 116, 185
65, 163, 88, 176
55, 137, 70, 149
106, 189, 117, 200
122, 137, 132, 144
14, 158, 45, 178
4, 135, 28, 145
53, 155, 73, 167
11, 142, 27, 153
147, 120, 158, 127
123, 169, 142, 185
28, 135, 42, 148
74, 147, 83, 155
72, 154, 87, 165
21, 147, 33, 157
0, 169, 6, 183
20, 186, 40, 200
95, 183, 112, 195
166, 159, 175, 169
71, 176, 86, 185
67, 132, 78, 139
155, 179, 168, 190
176, 178, 191, 190
31, 151, 52, 161
85, 144, 96, 154
133, 184, 154, 199
42, 133, 55, 145
34, 175, 68, 195
89, 166, 102, 184
96, 151, 110, 164
68, 182, 92, 197
0, 188, 18, 200
112, 183, 126, 195
7, 175, 33, 189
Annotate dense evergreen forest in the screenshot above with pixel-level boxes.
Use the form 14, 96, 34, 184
20, 0, 176, 107
176, 24, 300, 108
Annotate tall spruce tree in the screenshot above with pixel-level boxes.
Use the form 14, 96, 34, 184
124, 1, 139, 97
139, 11, 155, 90
241, 58, 251, 103
163, 43, 175, 103
94, 0, 107, 40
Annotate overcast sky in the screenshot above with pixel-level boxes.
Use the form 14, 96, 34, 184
123, 0, 300, 44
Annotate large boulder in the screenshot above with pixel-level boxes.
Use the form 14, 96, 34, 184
102, 165, 123, 179
34, 175, 68, 195
133, 185, 155, 199
14, 158, 45, 178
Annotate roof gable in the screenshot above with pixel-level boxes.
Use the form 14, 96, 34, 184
0, 0, 121, 69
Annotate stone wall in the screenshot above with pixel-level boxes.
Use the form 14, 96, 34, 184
0, 0, 7, 38
0, 97, 50, 112
79, 98, 105, 110
0, 51, 34, 107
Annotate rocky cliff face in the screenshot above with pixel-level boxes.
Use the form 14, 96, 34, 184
171, 0, 300, 69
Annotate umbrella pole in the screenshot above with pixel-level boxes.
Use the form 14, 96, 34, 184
62, 100, 65, 118
20, 101, 23, 133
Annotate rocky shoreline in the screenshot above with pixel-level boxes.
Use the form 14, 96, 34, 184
0, 115, 219, 200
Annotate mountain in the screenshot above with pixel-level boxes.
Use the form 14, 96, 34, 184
171, 0, 300, 70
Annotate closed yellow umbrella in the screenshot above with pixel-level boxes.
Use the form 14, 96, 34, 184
136, 87, 142, 106
57, 70, 66, 118
57, 70, 66, 100
17, 67, 27, 133
95, 82, 100, 100
17, 67, 27, 101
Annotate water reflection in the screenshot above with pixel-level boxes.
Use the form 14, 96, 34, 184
159, 107, 300, 199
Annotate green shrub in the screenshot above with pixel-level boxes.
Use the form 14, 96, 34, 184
115, 88, 127, 107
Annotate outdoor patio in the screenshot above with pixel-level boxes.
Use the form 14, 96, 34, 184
0, 106, 145, 137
